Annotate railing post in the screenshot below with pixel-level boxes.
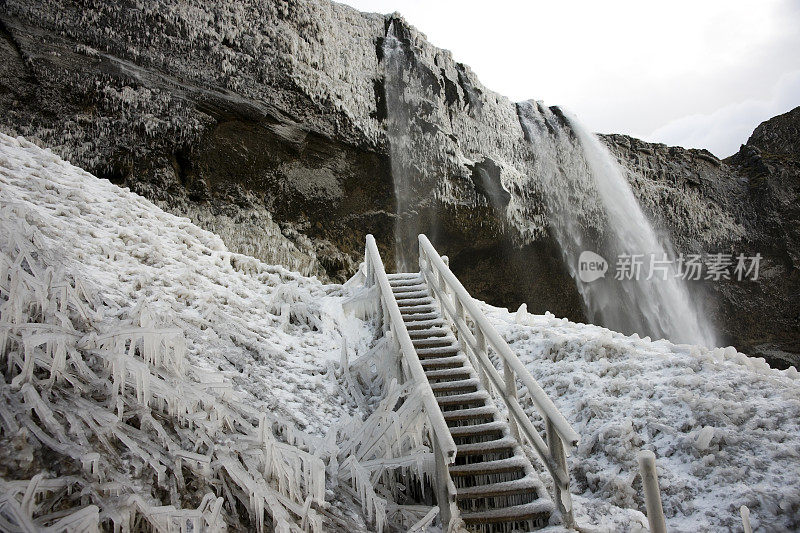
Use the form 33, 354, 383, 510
546, 418, 574, 527
385, 329, 403, 384
365, 249, 373, 287
432, 436, 452, 530
453, 298, 466, 353
503, 363, 520, 439
741, 505, 752, 533
393, 328, 405, 384
473, 327, 491, 393
382, 300, 390, 333
637, 450, 666, 533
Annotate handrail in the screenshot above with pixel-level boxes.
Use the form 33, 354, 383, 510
363, 235, 459, 527
418, 234, 578, 525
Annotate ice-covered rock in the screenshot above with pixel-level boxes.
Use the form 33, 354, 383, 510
0, 0, 797, 362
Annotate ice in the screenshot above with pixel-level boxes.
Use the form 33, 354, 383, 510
0, 133, 376, 531
333, 337, 443, 531
2, 127, 797, 531
486, 302, 800, 531
694, 426, 715, 451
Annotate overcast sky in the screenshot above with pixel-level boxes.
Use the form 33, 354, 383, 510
336, 0, 800, 157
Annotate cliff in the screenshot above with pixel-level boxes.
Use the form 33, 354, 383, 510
0, 0, 796, 365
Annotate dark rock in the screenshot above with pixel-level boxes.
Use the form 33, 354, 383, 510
0, 0, 796, 366
469, 158, 511, 210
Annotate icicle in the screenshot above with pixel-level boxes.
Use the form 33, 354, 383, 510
10, 334, 36, 388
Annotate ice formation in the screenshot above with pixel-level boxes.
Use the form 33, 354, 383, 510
489, 304, 800, 531
2, 130, 798, 532
0, 132, 377, 531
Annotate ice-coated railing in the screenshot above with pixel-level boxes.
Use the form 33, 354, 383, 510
418, 234, 580, 526
363, 235, 462, 530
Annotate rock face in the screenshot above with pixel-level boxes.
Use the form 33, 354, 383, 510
0, 0, 395, 281
0, 0, 797, 366
604, 122, 800, 367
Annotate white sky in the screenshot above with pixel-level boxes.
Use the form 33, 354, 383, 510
336, 0, 800, 157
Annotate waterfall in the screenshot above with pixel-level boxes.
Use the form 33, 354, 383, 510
383, 27, 418, 272
380, 21, 715, 346
517, 101, 716, 346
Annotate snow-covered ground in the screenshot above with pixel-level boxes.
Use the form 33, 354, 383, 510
2, 132, 799, 532
486, 305, 800, 532
0, 133, 379, 531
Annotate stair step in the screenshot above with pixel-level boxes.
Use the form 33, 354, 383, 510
399, 304, 437, 314
394, 289, 429, 299
396, 297, 434, 307
425, 368, 473, 381
419, 350, 464, 361
411, 333, 458, 350
407, 327, 450, 337
416, 345, 459, 357
430, 378, 480, 393
456, 477, 541, 501
449, 421, 507, 438
419, 355, 467, 369
460, 500, 552, 526
412, 336, 456, 348
436, 391, 489, 407
442, 406, 497, 421
449, 456, 528, 477
414, 342, 457, 352
400, 305, 442, 316
392, 284, 427, 293
404, 319, 446, 330
388, 274, 422, 284
456, 437, 517, 456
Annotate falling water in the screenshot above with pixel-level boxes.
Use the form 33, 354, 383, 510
383, 27, 418, 272
517, 101, 716, 346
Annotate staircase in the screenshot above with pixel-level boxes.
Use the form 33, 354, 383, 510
388, 272, 552, 532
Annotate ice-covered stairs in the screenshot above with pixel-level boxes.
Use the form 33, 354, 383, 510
388, 273, 552, 532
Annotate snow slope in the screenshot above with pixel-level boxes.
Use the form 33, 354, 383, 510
2, 131, 799, 532
0, 132, 376, 531
487, 305, 800, 532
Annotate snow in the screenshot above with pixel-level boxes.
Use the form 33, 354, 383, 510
2, 130, 799, 531
0, 132, 377, 530
0, 133, 371, 434
486, 304, 800, 532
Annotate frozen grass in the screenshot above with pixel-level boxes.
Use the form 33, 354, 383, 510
487, 304, 800, 532
0, 132, 377, 531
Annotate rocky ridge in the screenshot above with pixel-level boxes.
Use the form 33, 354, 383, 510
0, 0, 797, 365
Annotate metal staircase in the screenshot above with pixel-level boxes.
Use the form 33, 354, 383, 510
362, 234, 579, 532
389, 272, 552, 531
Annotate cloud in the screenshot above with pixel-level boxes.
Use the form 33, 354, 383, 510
643, 71, 800, 158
